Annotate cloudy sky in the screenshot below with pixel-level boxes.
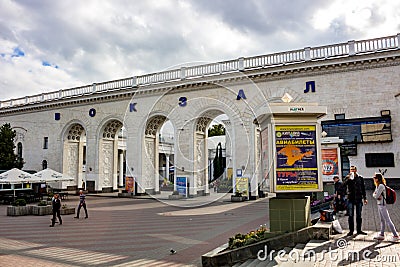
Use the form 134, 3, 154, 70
1, 0, 399, 101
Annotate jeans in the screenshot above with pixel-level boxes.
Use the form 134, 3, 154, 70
77, 203, 88, 218
347, 201, 363, 233
377, 205, 398, 236
51, 209, 62, 226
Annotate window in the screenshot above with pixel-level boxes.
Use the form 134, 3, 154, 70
42, 160, 47, 170
17, 142, 23, 159
43, 137, 48, 149
334, 114, 345, 120
365, 153, 395, 167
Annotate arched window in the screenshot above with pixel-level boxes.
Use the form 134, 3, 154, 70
17, 142, 23, 159
42, 160, 47, 170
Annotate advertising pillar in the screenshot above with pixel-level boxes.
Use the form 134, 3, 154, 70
257, 102, 327, 232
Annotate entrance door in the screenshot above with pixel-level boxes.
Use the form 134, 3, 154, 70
86, 181, 95, 193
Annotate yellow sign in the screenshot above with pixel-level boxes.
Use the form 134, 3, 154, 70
235, 177, 249, 198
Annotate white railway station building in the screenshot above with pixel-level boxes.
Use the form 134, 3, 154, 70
1, 33, 400, 196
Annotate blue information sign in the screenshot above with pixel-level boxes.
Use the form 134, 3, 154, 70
176, 177, 187, 196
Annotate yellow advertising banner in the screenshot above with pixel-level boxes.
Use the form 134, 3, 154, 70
235, 177, 249, 198
275, 125, 319, 192
125, 176, 134, 193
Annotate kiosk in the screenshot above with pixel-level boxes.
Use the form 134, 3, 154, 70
257, 102, 327, 232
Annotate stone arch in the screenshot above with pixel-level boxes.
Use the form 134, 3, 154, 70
193, 108, 232, 196
141, 115, 168, 194
62, 122, 86, 187
98, 119, 124, 191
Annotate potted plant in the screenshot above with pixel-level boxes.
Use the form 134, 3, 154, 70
7, 198, 30, 216
231, 191, 245, 202
32, 200, 52, 216
60, 204, 75, 215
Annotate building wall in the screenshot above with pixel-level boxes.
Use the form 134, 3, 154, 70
1, 45, 400, 192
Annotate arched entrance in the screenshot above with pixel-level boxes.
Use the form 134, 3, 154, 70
98, 119, 123, 191
194, 111, 230, 196
143, 115, 167, 194
63, 123, 86, 188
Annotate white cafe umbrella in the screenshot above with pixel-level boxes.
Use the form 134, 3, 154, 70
32, 168, 74, 182
0, 168, 33, 199
0, 168, 32, 184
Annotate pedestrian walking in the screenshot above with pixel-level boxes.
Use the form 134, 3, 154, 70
50, 193, 62, 227
74, 190, 88, 219
372, 173, 400, 242
333, 175, 346, 215
342, 165, 368, 236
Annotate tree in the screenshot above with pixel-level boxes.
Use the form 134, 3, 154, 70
208, 124, 225, 137
212, 142, 225, 182
0, 123, 23, 170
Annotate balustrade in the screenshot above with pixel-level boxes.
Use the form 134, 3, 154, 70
1, 34, 399, 109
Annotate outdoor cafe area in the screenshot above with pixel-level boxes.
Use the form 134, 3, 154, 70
0, 168, 74, 205
0, 184, 44, 205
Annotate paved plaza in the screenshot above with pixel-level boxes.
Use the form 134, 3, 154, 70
0, 191, 400, 266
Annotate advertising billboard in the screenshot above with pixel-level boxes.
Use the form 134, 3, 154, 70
275, 125, 319, 191
321, 148, 340, 181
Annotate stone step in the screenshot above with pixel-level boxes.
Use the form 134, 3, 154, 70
299, 239, 333, 263
232, 246, 292, 267
265, 247, 292, 267
278, 243, 306, 266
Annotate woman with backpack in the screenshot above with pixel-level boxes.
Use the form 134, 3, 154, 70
372, 173, 399, 242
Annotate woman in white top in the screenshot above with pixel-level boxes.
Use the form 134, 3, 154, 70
372, 173, 399, 241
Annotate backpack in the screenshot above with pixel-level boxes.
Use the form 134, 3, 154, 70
383, 185, 396, 204
319, 209, 334, 222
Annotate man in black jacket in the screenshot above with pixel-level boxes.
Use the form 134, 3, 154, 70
50, 193, 62, 227
343, 165, 368, 236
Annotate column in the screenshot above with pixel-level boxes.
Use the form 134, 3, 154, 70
119, 152, 124, 187
165, 154, 170, 182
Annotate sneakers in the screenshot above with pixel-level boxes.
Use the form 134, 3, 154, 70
357, 231, 368, 235
373, 234, 385, 240
388, 236, 400, 242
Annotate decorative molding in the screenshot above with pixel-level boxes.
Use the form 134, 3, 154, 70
1, 52, 400, 116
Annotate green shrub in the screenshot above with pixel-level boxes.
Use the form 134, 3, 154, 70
13, 199, 27, 206
47, 192, 54, 201
228, 225, 269, 250
37, 200, 47, 206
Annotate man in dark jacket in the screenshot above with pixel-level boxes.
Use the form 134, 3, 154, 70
343, 165, 368, 236
50, 193, 62, 227
333, 176, 346, 215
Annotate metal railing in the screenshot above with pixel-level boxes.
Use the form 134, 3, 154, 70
1, 34, 399, 109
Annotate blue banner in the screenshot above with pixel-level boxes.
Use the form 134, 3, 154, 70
176, 177, 187, 196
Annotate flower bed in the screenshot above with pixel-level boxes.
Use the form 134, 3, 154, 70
202, 224, 332, 267
228, 225, 271, 249
7, 206, 32, 216
7, 205, 75, 216
61, 207, 75, 215
32, 205, 52, 216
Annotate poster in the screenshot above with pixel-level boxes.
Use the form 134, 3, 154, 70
235, 177, 249, 198
261, 127, 270, 191
176, 177, 187, 197
275, 125, 319, 191
321, 148, 340, 181
125, 176, 134, 193
227, 168, 233, 179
